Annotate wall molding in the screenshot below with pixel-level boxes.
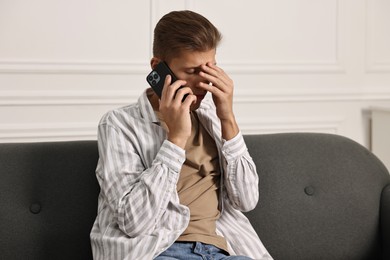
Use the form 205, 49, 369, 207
235, 86, 390, 103
221, 61, 345, 74
238, 116, 344, 135
365, 0, 390, 73
0, 117, 344, 142
0, 90, 139, 106
0, 60, 345, 75
0, 60, 149, 74
0, 123, 97, 142
1, 86, 390, 106
366, 61, 390, 73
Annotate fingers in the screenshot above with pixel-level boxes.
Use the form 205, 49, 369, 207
160, 75, 195, 107
199, 63, 231, 90
161, 75, 184, 102
160, 75, 184, 101
181, 93, 197, 107
197, 63, 233, 98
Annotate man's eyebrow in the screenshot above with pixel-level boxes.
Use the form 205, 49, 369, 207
183, 62, 217, 70
183, 65, 201, 70
189, 62, 217, 67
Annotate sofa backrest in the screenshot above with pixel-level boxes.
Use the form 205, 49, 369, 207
244, 133, 390, 260
0, 141, 99, 260
0, 134, 389, 260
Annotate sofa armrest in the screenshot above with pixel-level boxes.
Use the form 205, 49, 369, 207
382, 184, 390, 259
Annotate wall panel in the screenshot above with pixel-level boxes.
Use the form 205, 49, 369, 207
0, 0, 389, 163
366, 0, 390, 72
193, 0, 344, 73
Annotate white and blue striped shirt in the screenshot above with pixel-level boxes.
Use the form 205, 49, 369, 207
90, 89, 272, 260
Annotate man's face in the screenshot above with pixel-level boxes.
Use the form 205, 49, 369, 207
166, 49, 216, 110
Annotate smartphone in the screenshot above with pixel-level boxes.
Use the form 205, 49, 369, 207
146, 61, 178, 98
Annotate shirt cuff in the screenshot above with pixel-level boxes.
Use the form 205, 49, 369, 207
221, 131, 247, 163
155, 139, 186, 172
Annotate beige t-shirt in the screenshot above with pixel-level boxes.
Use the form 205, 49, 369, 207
156, 111, 227, 252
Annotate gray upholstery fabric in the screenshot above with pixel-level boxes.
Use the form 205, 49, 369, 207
0, 133, 389, 260
244, 133, 390, 260
0, 141, 99, 260
381, 185, 390, 259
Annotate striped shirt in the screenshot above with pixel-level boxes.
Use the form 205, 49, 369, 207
90, 89, 273, 260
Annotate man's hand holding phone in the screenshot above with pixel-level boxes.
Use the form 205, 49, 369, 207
147, 61, 196, 148
159, 75, 196, 149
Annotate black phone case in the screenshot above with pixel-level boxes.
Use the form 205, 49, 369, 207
146, 62, 178, 98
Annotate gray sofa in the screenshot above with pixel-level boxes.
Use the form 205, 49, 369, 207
0, 133, 389, 260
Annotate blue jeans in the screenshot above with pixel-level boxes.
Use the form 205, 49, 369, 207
155, 242, 253, 260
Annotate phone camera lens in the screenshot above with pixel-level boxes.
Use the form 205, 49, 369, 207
153, 74, 159, 79
147, 75, 153, 81
151, 80, 157, 86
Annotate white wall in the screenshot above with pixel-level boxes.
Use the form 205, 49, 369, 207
1, 0, 390, 156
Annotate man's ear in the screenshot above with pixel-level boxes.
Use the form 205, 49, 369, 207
150, 57, 161, 69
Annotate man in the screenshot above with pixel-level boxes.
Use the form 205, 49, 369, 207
90, 10, 272, 260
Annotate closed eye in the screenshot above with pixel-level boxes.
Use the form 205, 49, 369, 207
185, 69, 195, 74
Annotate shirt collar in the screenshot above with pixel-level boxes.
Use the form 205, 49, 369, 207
138, 88, 159, 123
